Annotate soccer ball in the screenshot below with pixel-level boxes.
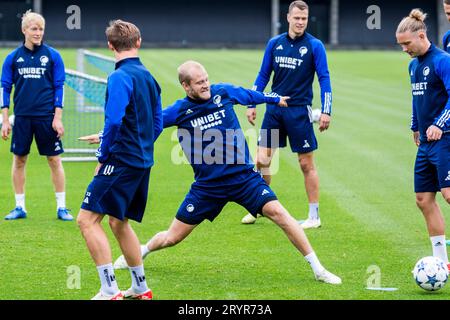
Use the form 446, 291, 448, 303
311, 108, 321, 123
413, 256, 449, 291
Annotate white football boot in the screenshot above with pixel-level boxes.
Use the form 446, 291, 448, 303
315, 269, 342, 285
241, 213, 262, 224
299, 218, 321, 229
113, 255, 129, 270
91, 291, 124, 300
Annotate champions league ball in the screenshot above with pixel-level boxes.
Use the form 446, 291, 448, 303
311, 108, 321, 123
413, 256, 449, 291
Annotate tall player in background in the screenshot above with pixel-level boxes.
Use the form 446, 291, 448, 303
241, 1, 332, 229
0, 11, 72, 221
442, 0, 450, 52
77, 20, 162, 300
396, 9, 450, 270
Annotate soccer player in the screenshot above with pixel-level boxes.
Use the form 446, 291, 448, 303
442, 0, 450, 52
240, 1, 332, 228
396, 9, 450, 270
77, 20, 162, 300
113, 61, 342, 286
0, 11, 72, 221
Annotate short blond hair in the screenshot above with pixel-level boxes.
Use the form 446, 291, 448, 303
396, 8, 427, 34
289, 1, 309, 13
105, 20, 141, 52
21, 10, 45, 30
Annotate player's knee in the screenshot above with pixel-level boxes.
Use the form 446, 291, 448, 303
76, 214, 90, 232
47, 156, 62, 169
415, 194, 430, 209
256, 157, 271, 168
13, 156, 27, 169
443, 192, 450, 205
264, 206, 285, 225
298, 156, 315, 173
108, 217, 126, 232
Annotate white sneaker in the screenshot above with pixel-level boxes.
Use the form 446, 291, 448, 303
113, 255, 128, 270
315, 269, 342, 285
91, 291, 124, 300
300, 218, 321, 229
241, 213, 262, 224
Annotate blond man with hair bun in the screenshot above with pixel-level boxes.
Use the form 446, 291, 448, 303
442, 0, 450, 52
396, 9, 450, 271
1, 10, 71, 221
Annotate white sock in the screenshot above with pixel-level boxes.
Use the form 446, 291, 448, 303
430, 235, 449, 264
55, 192, 66, 209
304, 252, 325, 275
15, 194, 26, 211
141, 244, 150, 259
96, 263, 120, 296
129, 265, 149, 294
308, 203, 319, 220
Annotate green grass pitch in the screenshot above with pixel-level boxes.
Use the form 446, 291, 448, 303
0, 48, 448, 300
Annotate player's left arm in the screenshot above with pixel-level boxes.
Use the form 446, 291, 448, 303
152, 80, 163, 142
221, 83, 289, 108
429, 56, 450, 141
97, 72, 132, 163
312, 39, 332, 132
51, 49, 66, 138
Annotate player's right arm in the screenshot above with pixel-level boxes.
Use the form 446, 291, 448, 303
247, 38, 277, 125
162, 102, 182, 129
1, 53, 14, 140
411, 104, 419, 147
409, 62, 420, 146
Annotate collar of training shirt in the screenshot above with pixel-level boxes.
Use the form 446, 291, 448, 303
22, 41, 43, 54
418, 43, 434, 62
285, 32, 306, 44
115, 57, 141, 69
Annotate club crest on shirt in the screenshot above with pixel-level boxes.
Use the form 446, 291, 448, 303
299, 46, 308, 57
40, 56, 49, 67
213, 95, 223, 108
423, 66, 430, 77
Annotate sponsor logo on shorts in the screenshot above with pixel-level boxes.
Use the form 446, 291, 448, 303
261, 189, 270, 196
303, 140, 310, 148
83, 191, 91, 204
103, 165, 115, 176
445, 171, 450, 181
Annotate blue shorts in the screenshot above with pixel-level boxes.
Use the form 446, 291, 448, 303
414, 134, 450, 193
176, 169, 278, 225
81, 158, 151, 222
258, 105, 317, 154
11, 116, 63, 156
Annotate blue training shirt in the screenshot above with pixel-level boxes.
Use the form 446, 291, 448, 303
1, 43, 65, 116
252, 32, 332, 114
162, 83, 280, 185
409, 44, 450, 143
443, 30, 450, 53
97, 57, 163, 169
